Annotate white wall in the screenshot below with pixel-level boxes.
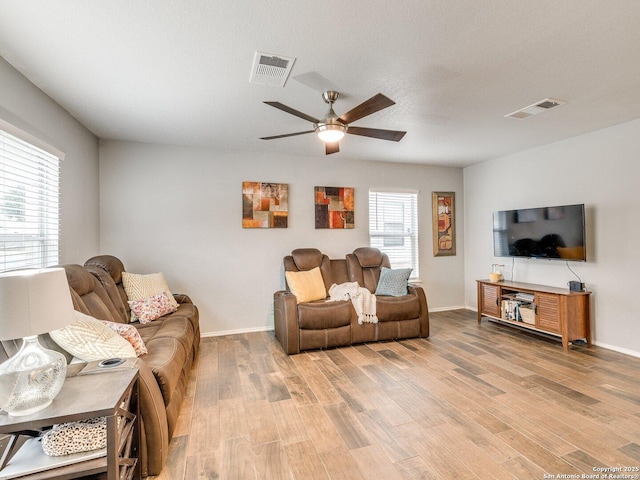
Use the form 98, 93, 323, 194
464, 118, 640, 357
99, 140, 465, 336
0, 57, 100, 263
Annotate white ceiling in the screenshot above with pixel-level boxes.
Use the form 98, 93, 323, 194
1, 1, 640, 167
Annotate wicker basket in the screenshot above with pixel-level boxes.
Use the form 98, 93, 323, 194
519, 306, 535, 324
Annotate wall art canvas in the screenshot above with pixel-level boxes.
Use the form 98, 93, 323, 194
314, 186, 354, 229
432, 191, 456, 256
242, 182, 288, 228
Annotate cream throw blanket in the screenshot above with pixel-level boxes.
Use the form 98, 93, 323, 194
328, 282, 378, 324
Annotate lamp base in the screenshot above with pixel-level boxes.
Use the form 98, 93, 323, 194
0, 335, 67, 416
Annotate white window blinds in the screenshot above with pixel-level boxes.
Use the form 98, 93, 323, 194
369, 190, 419, 279
0, 129, 60, 271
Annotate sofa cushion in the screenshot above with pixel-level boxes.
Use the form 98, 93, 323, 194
85, 265, 129, 324
172, 302, 198, 328
376, 294, 421, 322
134, 322, 162, 343
299, 324, 351, 351
62, 264, 120, 323
85, 255, 126, 283
137, 316, 194, 359
285, 267, 326, 303
353, 247, 384, 268
375, 267, 412, 296
51, 311, 136, 361
140, 336, 188, 406
290, 248, 323, 270
297, 300, 352, 329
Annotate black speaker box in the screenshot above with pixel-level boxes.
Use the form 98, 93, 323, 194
569, 281, 584, 292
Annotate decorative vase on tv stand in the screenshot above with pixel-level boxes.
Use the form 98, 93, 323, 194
489, 264, 504, 283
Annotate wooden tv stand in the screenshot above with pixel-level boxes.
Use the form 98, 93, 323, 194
477, 279, 591, 351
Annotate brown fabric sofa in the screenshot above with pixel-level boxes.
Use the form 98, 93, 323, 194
0, 255, 199, 477
274, 247, 429, 354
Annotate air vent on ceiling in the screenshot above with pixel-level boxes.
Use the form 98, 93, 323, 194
505, 98, 566, 119
249, 51, 296, 87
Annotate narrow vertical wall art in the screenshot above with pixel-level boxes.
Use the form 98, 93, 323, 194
242, 182, 288, 228
432, 191, 456, 256
315, 186, 354, 229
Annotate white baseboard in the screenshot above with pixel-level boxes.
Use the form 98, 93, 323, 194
592, 341, 640, 359
429, 306, 467, 312
201, 325, 273, 338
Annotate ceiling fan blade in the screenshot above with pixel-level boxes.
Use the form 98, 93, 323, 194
325, 142, 340, 155
264, 102, 320, 124
347, 126, 406, 142
339, 94, 395, 124
260, 130, 314, 140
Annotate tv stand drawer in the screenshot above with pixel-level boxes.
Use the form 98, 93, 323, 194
536, 293, 560, 333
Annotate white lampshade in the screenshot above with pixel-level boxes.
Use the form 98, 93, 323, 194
0, 268, 75, 341
0, 267, 75, 416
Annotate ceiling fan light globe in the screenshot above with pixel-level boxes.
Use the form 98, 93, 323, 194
315, 123, 347, 143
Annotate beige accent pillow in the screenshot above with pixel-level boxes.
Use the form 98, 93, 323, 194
285, 267, 327, 304
122, 271, 179, 320
50, 311, 136, 362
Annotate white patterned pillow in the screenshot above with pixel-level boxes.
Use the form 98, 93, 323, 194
122, 272, 178, 321
50, 311, 136, 362
374, 267, 413, 296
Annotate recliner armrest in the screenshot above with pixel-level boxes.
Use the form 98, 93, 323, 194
274, 290, 300, 354
173, 293, 193, 305
408, 284, 430, 337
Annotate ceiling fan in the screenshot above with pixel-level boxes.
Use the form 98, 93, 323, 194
260, 91, 406, 155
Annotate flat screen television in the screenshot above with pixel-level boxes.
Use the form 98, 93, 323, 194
493, 204, 586, 261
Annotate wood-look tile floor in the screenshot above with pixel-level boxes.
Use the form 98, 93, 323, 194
150, 310, 640, 479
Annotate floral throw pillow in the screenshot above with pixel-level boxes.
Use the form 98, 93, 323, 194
128, 291, 177, 324
101, 320, 148, 356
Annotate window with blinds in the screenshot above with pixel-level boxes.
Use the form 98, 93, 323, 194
0, 129, 60, 271
368, 190, 419, 279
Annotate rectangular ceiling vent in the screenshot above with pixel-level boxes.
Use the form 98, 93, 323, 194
505, 98, 566, 119
250, 51, 296, 87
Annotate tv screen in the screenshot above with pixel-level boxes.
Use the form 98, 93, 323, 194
493, 204, 586, 261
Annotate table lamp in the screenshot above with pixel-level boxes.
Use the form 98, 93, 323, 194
0, 268, 75, 416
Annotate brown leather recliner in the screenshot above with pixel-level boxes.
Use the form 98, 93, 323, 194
274, 248, 355, 354
346, 247, 429, 342
274, 247, 430, 355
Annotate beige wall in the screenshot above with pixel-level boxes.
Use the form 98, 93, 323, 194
99, 141, 465, 336
0, 56, 100, 264
464, 118, 640, 357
